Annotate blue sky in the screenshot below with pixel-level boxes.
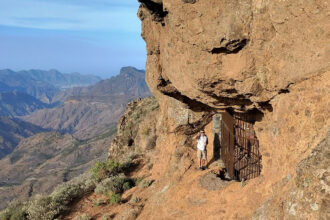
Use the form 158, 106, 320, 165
0, 0, 146, 78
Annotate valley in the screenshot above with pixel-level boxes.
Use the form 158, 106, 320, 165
0, 117, 45, 159
0, 66, 150, 209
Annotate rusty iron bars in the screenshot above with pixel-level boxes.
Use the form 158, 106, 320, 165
221, 111, 235, 179
233, 113, 262, 181
220, 111, 262, 181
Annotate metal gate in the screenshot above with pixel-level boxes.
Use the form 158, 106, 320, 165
221, 111, 262, 181
221, 111, 235, 179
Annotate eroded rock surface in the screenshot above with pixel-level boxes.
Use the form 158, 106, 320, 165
136, 0, 330, 219
139, 0, 329, 112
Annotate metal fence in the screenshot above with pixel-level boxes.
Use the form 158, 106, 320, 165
221, 111, 262, 181
221, 111, 235, 179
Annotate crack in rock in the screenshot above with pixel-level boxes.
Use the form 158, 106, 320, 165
211, 38, 248, 54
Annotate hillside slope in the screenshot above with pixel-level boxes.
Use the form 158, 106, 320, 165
0, 126, 116, 210
0, 91, 50, 117
0, 117, 45, 159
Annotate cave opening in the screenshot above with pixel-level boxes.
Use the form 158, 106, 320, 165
213, 110, 262, 181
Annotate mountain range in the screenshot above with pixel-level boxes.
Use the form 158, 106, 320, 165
0, 66, 150, 209
0, 91, 51, 117
0, 69, 101, 103
22, 67, 151, 139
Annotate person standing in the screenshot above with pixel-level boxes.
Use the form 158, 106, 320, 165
196, 130, 208, 170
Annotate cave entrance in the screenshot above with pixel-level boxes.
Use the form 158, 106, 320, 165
219, 111, 262, 181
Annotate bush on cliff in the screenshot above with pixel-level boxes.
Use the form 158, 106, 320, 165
95, 174, 134, 195
109, 193, 121, 204
91, 159, 123, 182
27, 175, 95, 219
91, 158, 136, 182
0, 174, 95, 220
0, 201, 27, 220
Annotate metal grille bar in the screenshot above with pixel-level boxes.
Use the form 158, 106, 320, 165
233, 113, 262, 181
220, 111, 262, 181
221, 111, 235, 179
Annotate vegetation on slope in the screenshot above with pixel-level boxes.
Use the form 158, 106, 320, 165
0, 96, 160, 219
0, 125, 117, 210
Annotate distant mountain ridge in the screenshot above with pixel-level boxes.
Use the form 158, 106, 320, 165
0, 69, 101, 103
22, 66, 151, 139
0, 91, 51, 117
53, 66, 148, 103
17, 69, 101, 90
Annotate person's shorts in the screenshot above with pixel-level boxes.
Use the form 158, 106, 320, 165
197, 149, 207, 160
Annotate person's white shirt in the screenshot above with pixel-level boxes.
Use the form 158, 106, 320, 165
197, 135, 208, 151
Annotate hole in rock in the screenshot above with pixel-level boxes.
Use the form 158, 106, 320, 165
212, 110, 262, 181
128, 138, 134, 147
211, 39, 247, 54
139, 0, 168, 21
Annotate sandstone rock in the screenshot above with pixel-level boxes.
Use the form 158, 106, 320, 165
139, 0, 329, 112
136, 0, 330, 219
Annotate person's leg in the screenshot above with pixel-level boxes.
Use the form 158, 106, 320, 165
204, 150, 208, 168
201, 151, 207, 169
197, 150, 202, 169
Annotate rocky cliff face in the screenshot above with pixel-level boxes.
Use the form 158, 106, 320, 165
139, 0, 328, 113
135, 0, 329, 219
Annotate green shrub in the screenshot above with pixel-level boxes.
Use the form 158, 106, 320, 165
91, 161, 108, 181
27, 174, 94, 220
103, 159, 122, 174
72, 213, 92, 220
120, 158, 136, 173
27, 195, 58, 220
122, 182, 132, 191
0, 174, 95, 220
0, 201, 27, 220
95, 174, 134, 195
134, 177, 144, 186
91, 159, 123, 182
109, 193, 121, 204
139, 179, 153, 189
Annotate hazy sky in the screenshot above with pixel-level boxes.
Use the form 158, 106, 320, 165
0, 0, 146, 78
